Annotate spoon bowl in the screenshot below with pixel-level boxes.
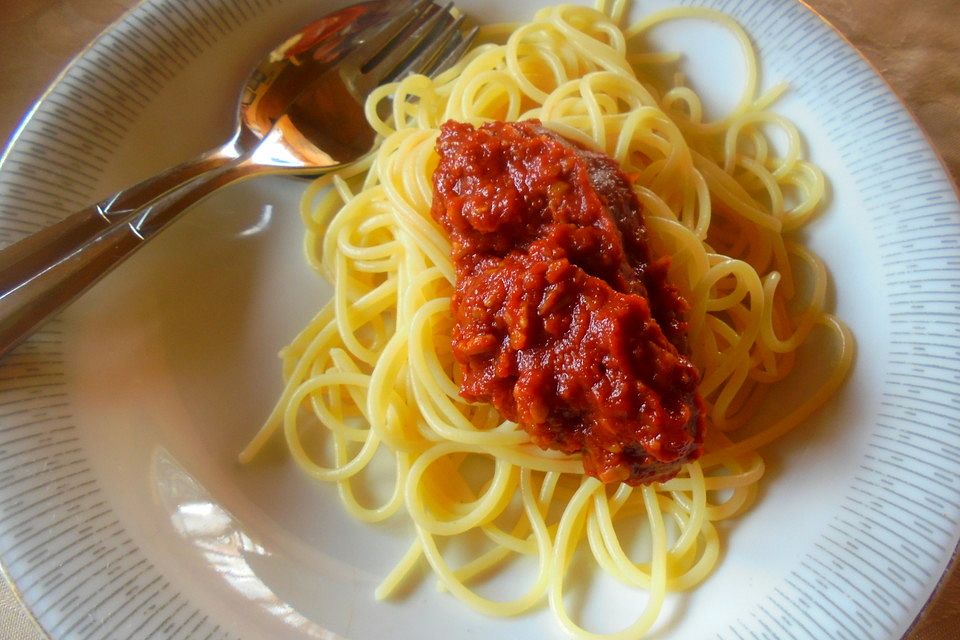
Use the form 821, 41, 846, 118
237, 0, 423, 154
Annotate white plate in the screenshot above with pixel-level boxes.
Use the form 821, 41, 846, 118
1, 0, 959, 638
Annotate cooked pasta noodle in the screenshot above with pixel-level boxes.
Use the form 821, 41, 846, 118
240, 1, 853, 637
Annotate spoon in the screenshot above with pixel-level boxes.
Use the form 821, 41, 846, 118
0, 0, 415, 280
0, 0, 475, 356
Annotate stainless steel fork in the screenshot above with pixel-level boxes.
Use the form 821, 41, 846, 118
0, 1, 476, 357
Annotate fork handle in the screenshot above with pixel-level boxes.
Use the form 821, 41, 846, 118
0, 142, 239, 294
0, 156, 265, 357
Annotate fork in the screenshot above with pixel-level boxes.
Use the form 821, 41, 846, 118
0, 1, 476, 357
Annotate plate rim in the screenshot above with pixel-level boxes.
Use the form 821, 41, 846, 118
790, 0, 960, 634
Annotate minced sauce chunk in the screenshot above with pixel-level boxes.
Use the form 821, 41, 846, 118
431, 120, 706, 485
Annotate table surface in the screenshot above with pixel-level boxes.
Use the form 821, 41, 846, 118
0, 1, 958, 639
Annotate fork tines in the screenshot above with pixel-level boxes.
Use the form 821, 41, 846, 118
350, 0, 476, 92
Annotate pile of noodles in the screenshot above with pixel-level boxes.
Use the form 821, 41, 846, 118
241, 3, 852, 637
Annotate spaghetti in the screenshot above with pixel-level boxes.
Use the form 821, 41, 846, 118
240, 2, 853, 637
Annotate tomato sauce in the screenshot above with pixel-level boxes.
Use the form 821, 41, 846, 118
431, 120, 705, 484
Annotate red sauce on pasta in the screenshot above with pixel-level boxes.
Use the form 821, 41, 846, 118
431, 120, 705, 484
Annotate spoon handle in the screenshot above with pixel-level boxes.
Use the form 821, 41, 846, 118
0, 144, 238, 288
0, 156, 270, 357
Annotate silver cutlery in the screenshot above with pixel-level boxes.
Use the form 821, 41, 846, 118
0, 0, 475, 357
